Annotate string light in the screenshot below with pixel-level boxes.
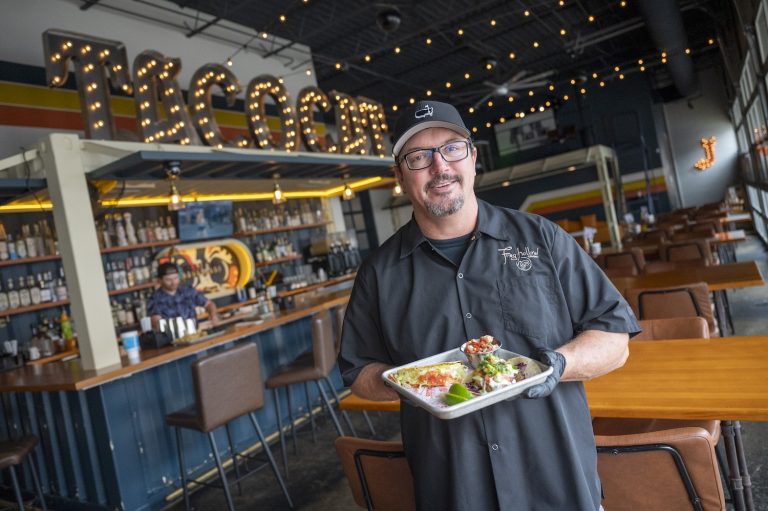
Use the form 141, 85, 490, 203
392, 105, 398, 111
524, 10, 530, 16
490, 19, 497, 26
279, 14, 287, 22
392, 181, 404, 197
426, 37, 432, 45
426, 89, 432, 96
445, 81, 452, 88
508, 52, 516, 59
533, 41, 539, 48
588, 15, 595, 22
394, 46, 401, 54
464, 72, 471, 79
364, 54, 372, 62
468, 107, 475, 113
560, 28, 567, 36
457, 28, 464, 36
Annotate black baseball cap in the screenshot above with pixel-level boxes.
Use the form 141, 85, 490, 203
391, 100, 470, 158
157, 262, 179, 278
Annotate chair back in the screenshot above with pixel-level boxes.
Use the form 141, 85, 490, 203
642, 260, 707, 274
624, 282, 716, 336
192, 342, 264, 432
672, 230, 714, 243
595, 426, 725, 511
335, 436, 416, 511
660, 239, 714, 265
636, 229, 669, 244
689, 219, 722, 234
311, 311, 337, 376
633, 317, 709, 341
334, 304, 348, 357
597, 247, 646, 273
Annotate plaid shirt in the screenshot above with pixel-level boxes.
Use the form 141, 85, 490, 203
147, 285, 208, 320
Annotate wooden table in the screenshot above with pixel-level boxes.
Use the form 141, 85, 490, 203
610, 260, 764, 292
586, 336, 768, 511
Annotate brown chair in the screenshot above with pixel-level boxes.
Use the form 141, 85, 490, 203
673, 230, 716, 243
602, 266, 638, 278
0, 436, 47, 511
596, 247, 646, 274
660, 239, 715, 265
594, 426, 726, 511
166, 343, 293, 511
689, 219, 723, 234
624, 282, 718, 337
635, 229, 669, 244
642, 260, 707, 274
335, 437, 416, 511
266, 311, 349, 476
632, 317, 709, 341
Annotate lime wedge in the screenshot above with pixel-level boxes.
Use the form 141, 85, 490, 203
443, 383, 473, 406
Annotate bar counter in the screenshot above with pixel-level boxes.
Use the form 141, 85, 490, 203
0, 286, 352, 511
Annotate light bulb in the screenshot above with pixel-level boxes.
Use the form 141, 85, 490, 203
272, 181, 287, 204
168, 181, 185, 211
393, 181, 403, 197
342, 183, 356, 201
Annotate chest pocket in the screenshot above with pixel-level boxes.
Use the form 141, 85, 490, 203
496, 275, 556, 339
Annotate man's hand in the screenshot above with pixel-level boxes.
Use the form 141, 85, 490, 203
351, 363, 399, 401
523, 349, 567, 399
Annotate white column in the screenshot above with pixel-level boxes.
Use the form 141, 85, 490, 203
40, 134, 120, 370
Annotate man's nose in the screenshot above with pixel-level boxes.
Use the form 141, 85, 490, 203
428, 149, 450, 173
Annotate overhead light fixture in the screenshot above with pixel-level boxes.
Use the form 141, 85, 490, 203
392, 180, 404, 197
164, 160, 185, 211
272, 173, 287, 204
341, 175, 356, 201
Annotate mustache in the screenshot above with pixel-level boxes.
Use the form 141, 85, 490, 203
425, 173, 462, 192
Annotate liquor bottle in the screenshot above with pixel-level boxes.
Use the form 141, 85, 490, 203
137, 220, 148, 244
46, 271, 57, 302
105, 214, 116, 247
0, 220, 8, 260
124, 212, 138, 245
146, 220, 156, 242
124, 299, 135, 326
111, 262, 122, 290
56, 267, 68, 301
33, 224, 45, 257
23, 225, 37, 258
42, 220, 57, 256
7, 278, 20, 309
60, 309, 75, 350
115, 300, 127, 326
0, 280, 9, 311
16, 228, 28, 259
101, 216, 113, 249
6, 233, 17, 260
18, 276, 31, 307
154, 220, 165, 242
236, 209, 247, 233
39, 273, 52, 303
115, 214, 128, 247
125, 257, 136, 287
141, 256, 151, 283
29, 275, 41, 305
166, 216, 177, 240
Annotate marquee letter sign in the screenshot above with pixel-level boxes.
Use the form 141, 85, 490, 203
694, 136, 716, 171
42, 29, 388, 155
43, 29, 132, 140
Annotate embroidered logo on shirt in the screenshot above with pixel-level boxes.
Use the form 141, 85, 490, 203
498, 246, 539, 271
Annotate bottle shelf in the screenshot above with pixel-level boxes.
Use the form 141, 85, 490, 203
234, 221, 329, 237
108, 282, 156, 297
276, 273, 356, 298
253, 254, 302, 268
100, 239, 179, 254
0, 299, 70, 319
0, 255, 62, 268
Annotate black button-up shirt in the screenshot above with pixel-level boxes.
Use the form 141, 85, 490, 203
340, 199, 640, 511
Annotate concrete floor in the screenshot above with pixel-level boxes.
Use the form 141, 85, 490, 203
168, 235, 768, 511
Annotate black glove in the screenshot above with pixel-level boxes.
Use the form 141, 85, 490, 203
523, 348, 567, 399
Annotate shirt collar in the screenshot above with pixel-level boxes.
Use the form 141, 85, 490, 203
399, 199, 510, 259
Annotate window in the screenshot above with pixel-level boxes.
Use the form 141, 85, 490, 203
341, 191, 379, 256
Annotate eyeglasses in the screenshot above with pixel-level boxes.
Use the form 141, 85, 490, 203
399, 140, 471, 171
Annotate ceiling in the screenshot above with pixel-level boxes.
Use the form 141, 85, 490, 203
162, 0, 722, 120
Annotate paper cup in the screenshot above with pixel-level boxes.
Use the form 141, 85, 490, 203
120, 330, 140, 358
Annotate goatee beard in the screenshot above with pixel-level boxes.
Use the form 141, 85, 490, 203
424, 173, 464, 217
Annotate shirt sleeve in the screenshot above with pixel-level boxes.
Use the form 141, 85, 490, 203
338, 264, 392, 387
551, 225, 641, 337
146, 292, 161, 316
190, 287, 209, 307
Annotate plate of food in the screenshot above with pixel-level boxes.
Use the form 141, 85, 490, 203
381, 335, 553, 419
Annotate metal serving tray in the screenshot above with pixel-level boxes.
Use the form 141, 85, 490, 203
381, 348, 553, 420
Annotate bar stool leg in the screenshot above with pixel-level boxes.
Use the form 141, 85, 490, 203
174, 427, 191, 511
225, 424, 243, 496
9, 465, 25, 511
362, 411, 377, 436
325, 376, 357, 437
272, 388, 289, 478
249, 413, 294, 509
304, 382, 317, 443
208, 432, 235, 511
315, 380, 344, 436
26, 452, 47, 511
286, 385, 298, 454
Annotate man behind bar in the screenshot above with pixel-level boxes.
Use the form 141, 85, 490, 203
339, 101, 640, 510
148, 262, 220, 328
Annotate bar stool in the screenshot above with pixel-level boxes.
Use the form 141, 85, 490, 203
166, 342, 293, 511
266, 311, 349, 476
0, 435, 47, 510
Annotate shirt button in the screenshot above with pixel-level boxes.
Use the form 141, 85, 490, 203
491, 443, 499, 451
458, 273, 464, 279
465, 312, 472, 319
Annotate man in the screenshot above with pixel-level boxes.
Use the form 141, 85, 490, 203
339, 100, 640, 511
148, 262, 220, 328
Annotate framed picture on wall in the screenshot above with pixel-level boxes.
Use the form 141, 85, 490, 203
494, 110, 557, 156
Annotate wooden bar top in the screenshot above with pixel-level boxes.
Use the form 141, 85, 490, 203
0, 289, 351, 393
586, 336, 768, 421
610, 260, 764, 292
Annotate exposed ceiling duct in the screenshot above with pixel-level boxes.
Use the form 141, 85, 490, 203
636, 0, 698, 97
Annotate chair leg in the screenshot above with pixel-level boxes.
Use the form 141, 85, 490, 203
315, 379, 345, 436
208, 432, 236, 511
9, 465, 25, 510
249, 413, 294, 509
225, 423, 243, 496
324, 376, 357, 437
174, 427, 191, 511
287, 385, 298, 454
716, 442, 733, 502
272, 388, 289, 478
362, 411, 376, 436
26, 451, 47, 511
304, 382, 317, 443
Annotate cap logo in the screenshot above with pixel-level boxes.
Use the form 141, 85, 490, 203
414, 105, 433, 119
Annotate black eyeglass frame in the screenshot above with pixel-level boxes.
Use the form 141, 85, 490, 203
397, 139, 473, 171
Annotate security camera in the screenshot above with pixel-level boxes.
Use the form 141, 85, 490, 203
164, 160, 182, 178
376, 7, 402, 33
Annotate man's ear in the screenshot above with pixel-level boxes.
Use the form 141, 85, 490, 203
394, 163, 405, 190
